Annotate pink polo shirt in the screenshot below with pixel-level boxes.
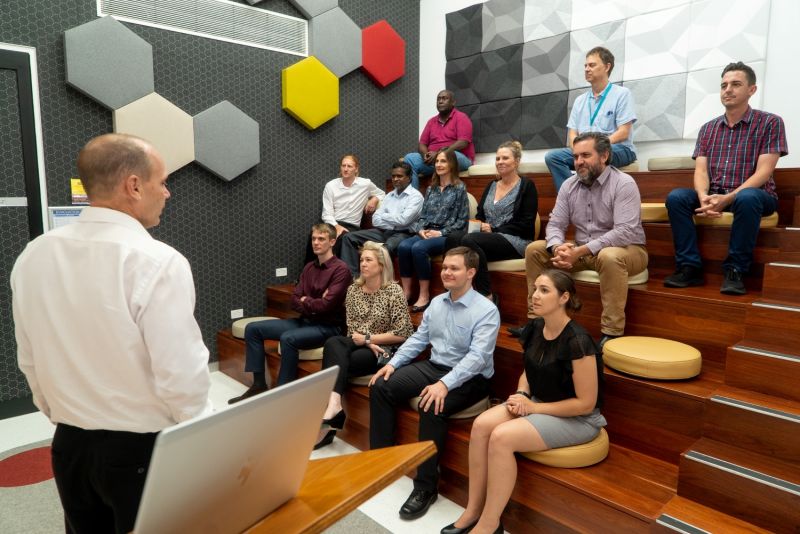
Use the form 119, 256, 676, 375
419, 108, 475, 161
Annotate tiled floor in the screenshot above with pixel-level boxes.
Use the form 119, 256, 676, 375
0, 370, 469, 534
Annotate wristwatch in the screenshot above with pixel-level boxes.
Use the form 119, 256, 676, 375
365, 334, 371, 346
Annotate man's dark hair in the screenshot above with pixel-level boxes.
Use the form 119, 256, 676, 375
722, 61, 756, 85
311, 222, 337, 240
391, 161, 412, 177
573, 132, 612, 166
445, 246, 479, 271
586, 46, 615, 75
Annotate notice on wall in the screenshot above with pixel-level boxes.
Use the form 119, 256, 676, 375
71, 178, 88, 205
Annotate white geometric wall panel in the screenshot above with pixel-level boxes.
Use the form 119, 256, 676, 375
522, 33, 570, 97
683, 62, 766, 139
623, 4, 690, 81
626, 0, 692, 18
481, 0, 524, 52
688, 0, 770, 71
113, 93, 195, 175
523, 0, 571, 42
625, 73, 687, 142
570, 0, 630, 31
568, 20, 626, 90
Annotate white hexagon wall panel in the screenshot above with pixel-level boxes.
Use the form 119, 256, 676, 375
64, 16, 154, 110
194, 101, 260, 182
113, 93, 195, 174
308, 7, 362, 78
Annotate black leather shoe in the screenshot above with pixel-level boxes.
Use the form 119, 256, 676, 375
720, 268, 747, 295
399, 489, 437, 519
313, 429, 336, 450
664, 265, 704, 288
322, 409, 346, 430
598, 334, 621, 353
411, 302, 430, 313
441, 519, 478, 534
506, 325, 524, 338
227, 384, 268, 405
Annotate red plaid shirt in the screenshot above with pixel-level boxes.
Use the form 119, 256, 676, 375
693, 107, 788, 199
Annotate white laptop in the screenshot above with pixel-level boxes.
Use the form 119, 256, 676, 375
134, 366, 338, 534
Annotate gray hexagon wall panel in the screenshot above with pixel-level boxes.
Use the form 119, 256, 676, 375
64, 16, 154, 110
289, 0, 338, 19
309, 7, 361, 78
194, 101, 260, 182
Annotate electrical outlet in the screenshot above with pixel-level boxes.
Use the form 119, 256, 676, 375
275, 267, 288, 277
230, 308, 244, 319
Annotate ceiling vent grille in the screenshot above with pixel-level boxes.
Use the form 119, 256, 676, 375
98, 0, 307, 56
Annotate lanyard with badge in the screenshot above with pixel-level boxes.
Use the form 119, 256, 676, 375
588, 84, 612, 127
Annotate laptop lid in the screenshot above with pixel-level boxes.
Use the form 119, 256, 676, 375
134, 366, 338, 534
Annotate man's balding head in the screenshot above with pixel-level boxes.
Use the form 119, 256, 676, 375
77, 134, 155, 200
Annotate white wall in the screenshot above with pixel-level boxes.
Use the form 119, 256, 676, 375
419, 0, 800, 167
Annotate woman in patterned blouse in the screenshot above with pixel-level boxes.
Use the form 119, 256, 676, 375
316, 241, 414, 449
444, 140, 538, 303
398, 149, 469, 313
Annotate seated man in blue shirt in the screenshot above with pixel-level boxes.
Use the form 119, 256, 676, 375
369, 246, 500, 520
339, 162, 424, 277
545, 46, 637, 191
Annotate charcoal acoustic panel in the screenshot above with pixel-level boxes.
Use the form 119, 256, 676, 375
521, 33, 570, 97
520, 91, 569, 150
64, 16, 154, 110
476, 98, 522, 153
193, 101, 260, 182
625, 73, 686, 142
445, 54, 484, 106
445, 3, 483, 60
459, 103, 481, 149
475, 43, 523, 103
481, 0, 524, 52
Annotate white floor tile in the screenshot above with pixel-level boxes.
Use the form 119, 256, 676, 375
0, 411, 55, 453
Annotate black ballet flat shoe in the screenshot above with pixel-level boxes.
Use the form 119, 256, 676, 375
322, 409, 346, 430
314, 429, 336, 450
411, 302, 430, 313
441, 519, 478, 534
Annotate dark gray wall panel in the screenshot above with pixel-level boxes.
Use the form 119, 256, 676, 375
445, 4, 483, 60
445, 54, 484, 106
520, 91, 568, 150
475, 44, 522, 103
476, 98, 521, 153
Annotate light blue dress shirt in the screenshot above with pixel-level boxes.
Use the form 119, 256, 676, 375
567, 84, 637, 153
387, 288, 500, 390
371, 186, 424, 231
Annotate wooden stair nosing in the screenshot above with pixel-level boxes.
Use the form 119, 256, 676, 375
654, 496, 772, 534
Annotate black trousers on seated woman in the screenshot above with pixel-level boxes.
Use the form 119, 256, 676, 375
322, 336, 380, 394
444, 231, 520, 296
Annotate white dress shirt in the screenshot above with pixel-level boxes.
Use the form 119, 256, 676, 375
321, 177, 386, 227
12, 207, 212, 433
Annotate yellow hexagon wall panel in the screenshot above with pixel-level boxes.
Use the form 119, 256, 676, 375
113, 93, 195, 174
281, 57, 339, 130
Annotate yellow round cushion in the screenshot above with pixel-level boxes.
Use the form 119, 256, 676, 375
573, 269, 649, 285
277, 343, 324, 361
231, 316, 277, 339
647, 156, 695, 171
409, 396, 489, 419
641, 202, 668, 222
603, 336, 701, 379
694, 211, 778, 227
521, 428, 609, 468
618, 161, 640, 172
349, 374, 372, 386
518, 162, 548, 173
487, 258, 525, 272
468, 164, 498, 176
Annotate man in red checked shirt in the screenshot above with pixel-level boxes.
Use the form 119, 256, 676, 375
664, 61, 788, 295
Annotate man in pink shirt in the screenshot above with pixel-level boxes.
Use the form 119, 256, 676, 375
403, 90, 474, 189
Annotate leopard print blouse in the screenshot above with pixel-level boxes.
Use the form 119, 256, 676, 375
345, 282, 414, 340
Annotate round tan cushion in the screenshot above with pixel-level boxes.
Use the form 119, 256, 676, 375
573, 269, 649, 285
694, 211, 778, 228
467, 192, 478, 219
468, 164, 497, 176
603, 336, 701, 379
521, 428, 609, 468
519, 161, 549, 173
277, 343, 324, 361
349, 374, 372, 386
641, 203, 668, 222
648, 156, 695, 171
487, 258, 525, 272
409, 396, 489, 419
231, 316, 277, 339
458, 170, 469, 178
617, 161, 639, 172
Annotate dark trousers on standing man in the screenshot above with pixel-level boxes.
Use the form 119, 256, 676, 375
369, 360, 489, 492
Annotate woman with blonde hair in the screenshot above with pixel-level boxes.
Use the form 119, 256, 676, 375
315, 241, 414, 449
444, 140, 538, 303
441, 270, 605, 534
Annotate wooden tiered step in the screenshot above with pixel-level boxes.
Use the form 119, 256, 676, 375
653, 496, 771, 534
761, 261, 800, 304
725, 343, 800, 403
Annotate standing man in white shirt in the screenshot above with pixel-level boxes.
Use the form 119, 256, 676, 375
338, 161, 424, 277
11, 133, 212, 534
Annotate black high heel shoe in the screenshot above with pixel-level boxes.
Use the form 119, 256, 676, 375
322, 409, 346, 430
314, 429, 336, 450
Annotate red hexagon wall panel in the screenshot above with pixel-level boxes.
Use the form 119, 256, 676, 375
361, 20, 405, 88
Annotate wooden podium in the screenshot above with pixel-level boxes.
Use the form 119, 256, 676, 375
245, 441, 436, 533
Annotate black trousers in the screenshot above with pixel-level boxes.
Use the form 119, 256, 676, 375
444, 231, 521, 296
369, 360, 489, 491
51, 423, 158, 534
322, 335, 380, 394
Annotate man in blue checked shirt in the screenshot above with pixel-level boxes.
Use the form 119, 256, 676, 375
369, 246, 500, 521
665, 61, 788, 295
